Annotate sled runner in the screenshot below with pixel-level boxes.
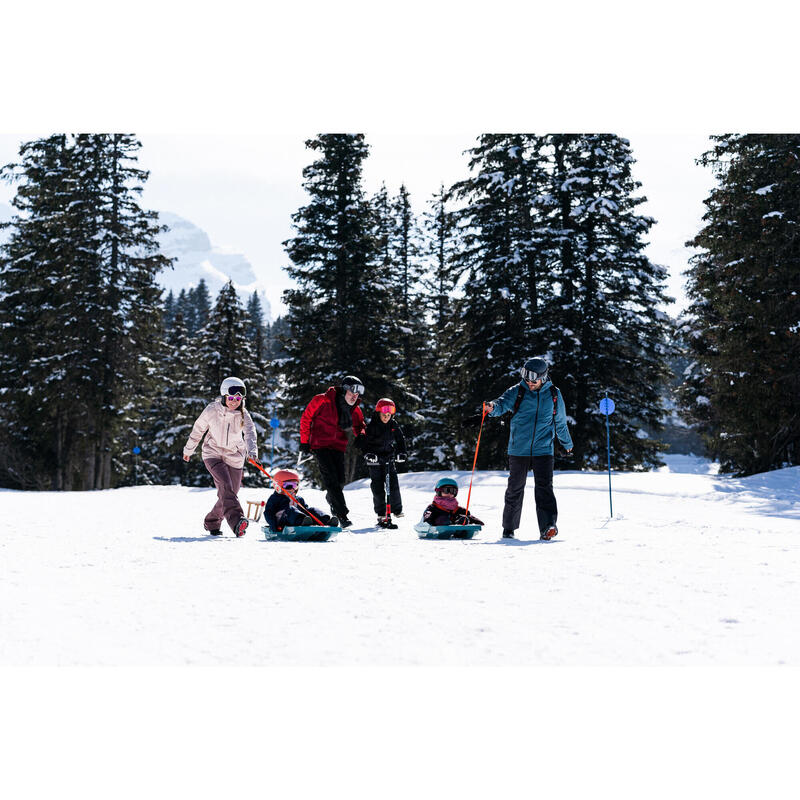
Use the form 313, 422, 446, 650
414, 522, 481, 540
262, 525, 340, 542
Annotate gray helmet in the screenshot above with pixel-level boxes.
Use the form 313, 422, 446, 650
520, 358, 548, 384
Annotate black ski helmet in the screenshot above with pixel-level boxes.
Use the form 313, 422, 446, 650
520, 357, 548, 384
341, 375, 365, 395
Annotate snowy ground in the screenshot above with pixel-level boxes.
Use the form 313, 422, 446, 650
1, 455, 798, 665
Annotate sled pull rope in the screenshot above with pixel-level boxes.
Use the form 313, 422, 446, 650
247, 458, 326, 527
463, 402, 488, 523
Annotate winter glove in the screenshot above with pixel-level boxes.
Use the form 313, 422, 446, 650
395, 452, 407, 464
354, 433, 367, 451
299, 442, 311, 454
248, 451, 259, 463
364, 452, 379, 465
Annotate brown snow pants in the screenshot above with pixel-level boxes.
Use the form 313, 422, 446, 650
203, 458, 244, 532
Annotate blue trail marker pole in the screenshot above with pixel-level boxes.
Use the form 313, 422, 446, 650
598, 394, 615, 517
132, 445, 141, 486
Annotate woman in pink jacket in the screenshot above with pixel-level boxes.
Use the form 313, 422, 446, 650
183, 376, 258, 537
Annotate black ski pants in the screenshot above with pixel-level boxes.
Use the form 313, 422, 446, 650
502, 454, 557, 534
368, 462, 402, 516
314, 448, 349, 520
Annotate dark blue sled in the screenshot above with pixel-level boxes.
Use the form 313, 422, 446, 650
262, 525, 340, 542
414, 522, 482, 540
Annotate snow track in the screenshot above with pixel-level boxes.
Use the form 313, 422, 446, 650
1, 456, 798, 665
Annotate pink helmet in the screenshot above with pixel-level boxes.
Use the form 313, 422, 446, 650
375, 398, 396, 415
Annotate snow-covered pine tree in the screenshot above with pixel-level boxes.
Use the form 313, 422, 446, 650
382, 184, 428, 467
145, 310, 206, 485
175, 288, 195, 334
0, 135, 82, 488
70, 134, 171, 489
246, 290, 268, 365
0, 134, 170, 490
190, 279, 211, 333
540, 134, 671, 471
163, 290, 176, 330
449, 134, 552, 468
413, 184, 463, 469
681, 134, 800, 475
281, 134, 399, 483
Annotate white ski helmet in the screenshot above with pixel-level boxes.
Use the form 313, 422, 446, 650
220, 376, 246, 398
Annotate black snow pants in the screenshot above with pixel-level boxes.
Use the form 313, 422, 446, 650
368, 461, 402, 517
314, 448, 349, 520
502, 454, 557, 534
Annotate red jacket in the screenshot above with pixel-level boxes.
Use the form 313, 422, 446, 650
300, 387, 366, 452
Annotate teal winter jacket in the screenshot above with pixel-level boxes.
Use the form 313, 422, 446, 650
488, 380, 573, 457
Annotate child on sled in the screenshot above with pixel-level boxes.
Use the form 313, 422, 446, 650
263, 469, 338, 532
421, 477, 484, 527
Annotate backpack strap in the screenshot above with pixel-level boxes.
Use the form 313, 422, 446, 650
550, 384, 558, 418
510, 384, 526, 418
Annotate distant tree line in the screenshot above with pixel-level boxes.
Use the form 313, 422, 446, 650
2, 132, 795, 490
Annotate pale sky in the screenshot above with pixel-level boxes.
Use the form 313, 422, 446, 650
0, 133, 713, 319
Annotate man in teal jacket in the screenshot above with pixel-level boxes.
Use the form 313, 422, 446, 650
486, 357, 573, 540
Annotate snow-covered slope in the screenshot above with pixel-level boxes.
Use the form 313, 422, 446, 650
1, 456, 797, 666
155, 210, 272, 321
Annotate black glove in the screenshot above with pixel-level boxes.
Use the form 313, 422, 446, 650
395, 452, 407, 464
354, 433, 366, 451
364, 452, 379, 466
299, 442, 311, 454
460, 413, 482, 428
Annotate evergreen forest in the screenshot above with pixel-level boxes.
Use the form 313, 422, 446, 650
1, 132, 797, 490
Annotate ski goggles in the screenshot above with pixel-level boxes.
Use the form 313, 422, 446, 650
226, 385, 246, 396
282, 481, 298, 491
520, 368, 547, 383
436, 485, 458, 496
343, 382, 365, 395
226, 392, 244, 400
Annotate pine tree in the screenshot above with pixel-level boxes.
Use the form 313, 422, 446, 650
414, 184, 462, 468
541, 134, 671, 471
449, 134, 553, 468
175, 288, 195, 334
190, 278, 211, 332
681, 134, 800, 474
146, 311, 207, 485
163, 290, 176, 330
0, 134, 170, 489
246, 291, 267, 365
0, 135, 82, 488
281, 134, 399, 484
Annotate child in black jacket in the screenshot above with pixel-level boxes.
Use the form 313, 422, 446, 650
263, 469, 337, 531
357, 398, 408, 523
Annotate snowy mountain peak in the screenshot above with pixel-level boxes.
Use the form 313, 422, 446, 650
156, 211, 272, 322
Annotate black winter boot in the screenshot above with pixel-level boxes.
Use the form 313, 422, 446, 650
502, 529, 515, 539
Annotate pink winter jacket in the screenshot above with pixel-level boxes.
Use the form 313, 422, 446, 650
183, 400, 258, 468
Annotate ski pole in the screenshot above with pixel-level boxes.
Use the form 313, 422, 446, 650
247, 458, 327, 526
463, 402, 488, 523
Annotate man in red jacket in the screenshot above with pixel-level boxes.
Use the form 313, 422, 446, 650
299, 375, 366, 527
